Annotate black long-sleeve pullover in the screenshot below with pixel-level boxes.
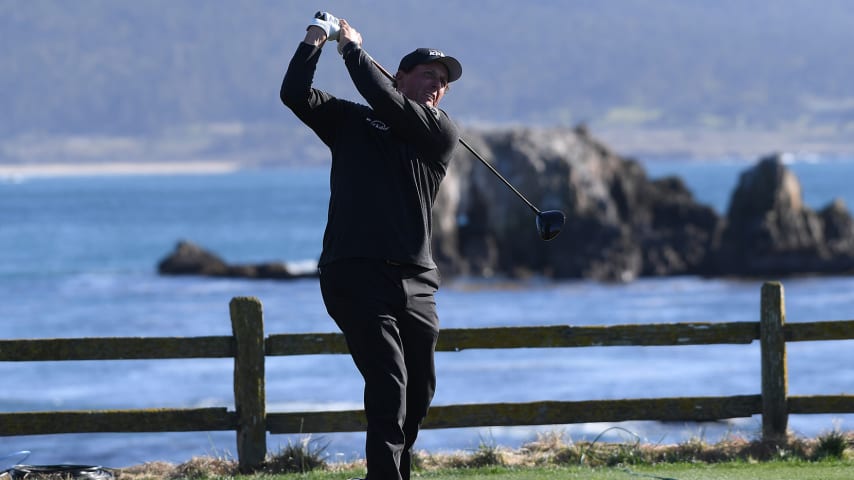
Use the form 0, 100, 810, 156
281, 42, 459, 270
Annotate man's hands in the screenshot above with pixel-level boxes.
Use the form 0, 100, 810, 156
307, 11, 341, 41
337, 19, 362, 55
304, 11, 361, 55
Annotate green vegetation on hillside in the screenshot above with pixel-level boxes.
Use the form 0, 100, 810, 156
3, 1, 854, 160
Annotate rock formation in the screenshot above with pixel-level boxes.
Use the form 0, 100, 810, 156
432, 126, 720, 281
157, 128, 854, 282
711, 153, 854, 276
158, 240, 317, 280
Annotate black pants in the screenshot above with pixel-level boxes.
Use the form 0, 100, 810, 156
319, 259, 440, 480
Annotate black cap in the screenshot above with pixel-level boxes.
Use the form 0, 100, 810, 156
398, 48, 462, 83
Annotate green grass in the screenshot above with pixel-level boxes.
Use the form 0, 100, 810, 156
256, 460, 853, 480
121, 459, 854, 480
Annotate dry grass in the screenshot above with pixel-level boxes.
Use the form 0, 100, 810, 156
414, 429, 853, 470
114, 429, 853, 479
119, 457, 238, 480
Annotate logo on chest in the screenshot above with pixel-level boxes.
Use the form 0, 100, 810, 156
366, 117, 390, 131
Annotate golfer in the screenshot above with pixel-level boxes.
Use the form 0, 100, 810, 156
280, 12, 462, 480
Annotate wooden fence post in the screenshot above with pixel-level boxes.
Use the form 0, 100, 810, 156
230, 296, 267, 472
760, 282, 788, 442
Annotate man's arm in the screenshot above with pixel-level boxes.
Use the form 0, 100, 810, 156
337, 21, 458, 156
279, 23, 327, 108
280, 20, 342, 147
303, 25, 327, 47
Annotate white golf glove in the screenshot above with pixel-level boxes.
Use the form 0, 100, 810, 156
307, 11, 341, 42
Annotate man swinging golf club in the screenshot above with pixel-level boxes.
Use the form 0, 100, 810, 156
280, 11, 462, 480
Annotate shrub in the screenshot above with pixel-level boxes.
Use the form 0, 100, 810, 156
170, 457, 237, 479
264, 435, 329, 473
812, 429, 849, 460
468, 438, 506, 468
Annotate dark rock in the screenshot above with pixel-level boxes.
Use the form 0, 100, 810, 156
159, 131, 854, 283
434, 129, 854, 280
158, 240, 317, 280
433, 126, 720, 281
640, 176, 720, 276
712, 153, 854, 275
158, 240, 229, 276
820, 199, 854, 266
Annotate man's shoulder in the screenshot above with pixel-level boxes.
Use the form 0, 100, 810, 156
435, 107, 460, 137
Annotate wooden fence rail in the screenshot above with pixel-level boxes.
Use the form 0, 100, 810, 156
1, 281, 853, 472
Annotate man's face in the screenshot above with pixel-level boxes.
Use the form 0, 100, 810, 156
395, 62, 450, 108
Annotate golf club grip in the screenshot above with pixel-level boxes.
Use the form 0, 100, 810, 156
371, 58, 396, 79
369, 58, 542, 215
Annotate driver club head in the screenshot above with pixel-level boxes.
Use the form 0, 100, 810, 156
536, 210, 566, 241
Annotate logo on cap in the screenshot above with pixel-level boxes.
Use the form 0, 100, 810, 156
428, 49, 445, 57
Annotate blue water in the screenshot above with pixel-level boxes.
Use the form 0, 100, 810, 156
1, 156, 852, 468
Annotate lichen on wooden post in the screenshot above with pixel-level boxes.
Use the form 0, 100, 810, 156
230, 296, 267, 472
760, 281, 788, 442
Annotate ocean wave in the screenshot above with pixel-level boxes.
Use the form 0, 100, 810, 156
285, 259, 319, 275
266, 400, 363, 412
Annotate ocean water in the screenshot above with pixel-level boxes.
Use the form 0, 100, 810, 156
1, 156, 852, 468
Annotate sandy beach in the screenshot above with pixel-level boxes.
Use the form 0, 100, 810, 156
0, 161, 241, 179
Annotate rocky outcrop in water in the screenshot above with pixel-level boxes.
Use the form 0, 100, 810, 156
432, 126, 720, 282
711, 154, 854, 276
158, 240, 317, 279
433, 128, 854, 281
158, 128, 854, 282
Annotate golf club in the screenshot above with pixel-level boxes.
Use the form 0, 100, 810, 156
368, 57, 566, 241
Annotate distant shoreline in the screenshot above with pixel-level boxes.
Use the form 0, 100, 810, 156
594, 127, 854, 159
3, 126, 854, 176
0, 161, 241, 179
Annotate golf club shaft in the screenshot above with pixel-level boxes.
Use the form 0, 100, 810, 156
370, 58, 542, 216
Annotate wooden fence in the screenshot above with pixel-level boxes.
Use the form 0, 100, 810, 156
1, 281, 852, 472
